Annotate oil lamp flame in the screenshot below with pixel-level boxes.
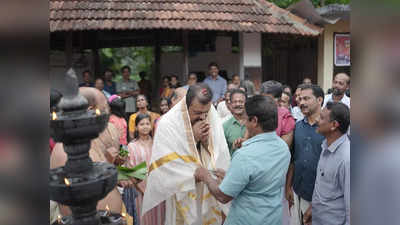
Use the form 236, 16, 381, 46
95, 108, 101, 116
121, 212, 126, 218
52, 112, 57, 120
57, 215, 62, 224
64, 178, 71, 186
105, 205, 110, 216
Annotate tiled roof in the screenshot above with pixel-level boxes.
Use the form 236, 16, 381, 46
50, 0, 322, 36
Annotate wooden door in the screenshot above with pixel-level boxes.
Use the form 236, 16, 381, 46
262, 34, 318, 91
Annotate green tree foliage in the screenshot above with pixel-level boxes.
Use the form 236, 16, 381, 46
269, 0, 350, 9
100, 47, 154, 81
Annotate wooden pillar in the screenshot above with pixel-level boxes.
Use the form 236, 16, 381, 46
91, 32, 100, 77
239, 32, 245, 80
182, 30, 189, 84
152, 31, 162, 106
65, 31, 73, 69
92, 49, 100, 78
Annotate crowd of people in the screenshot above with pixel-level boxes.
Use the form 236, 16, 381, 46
50, 61, 351, 225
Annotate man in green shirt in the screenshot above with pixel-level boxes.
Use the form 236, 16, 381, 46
223, 89, 247, 155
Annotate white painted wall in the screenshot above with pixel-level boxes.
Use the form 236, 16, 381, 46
243, 33, 262, 67
318, 20, 350, 92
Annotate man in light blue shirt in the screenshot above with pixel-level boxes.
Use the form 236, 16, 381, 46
203, 62, 227, 104
302, 102, 350, 225
194, 95, 291, 225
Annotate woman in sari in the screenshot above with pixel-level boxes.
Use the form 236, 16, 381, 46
127, 114, 165, 225
160, 76, 173, 99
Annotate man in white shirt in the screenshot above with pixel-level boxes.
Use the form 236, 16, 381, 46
217, 83, 238, 120
291, 84, 305, 121
322, 73, 350, 109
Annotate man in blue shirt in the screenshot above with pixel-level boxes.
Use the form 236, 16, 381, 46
285, 84, 325, 225
194, 95, 291, 225
203, 62, 227, 105
103, 69, 116, 95
79, 70, 94, 87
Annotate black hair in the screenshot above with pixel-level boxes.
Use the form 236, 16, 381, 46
160, 97, 172, 108
282, 85, 292, 93
229, 88, 247, 102
121, 66, 131, 72
169, 91, 177, 102
245, 95, 277, 132
139, 71, 146, 77
135, 94, 149, 109
104, 68, 113, 74
282, 91, 292, 100
232, 74, 240, 79
300, 84, 325, 107
296, 83, 307, 90
109, 97, 126, 118
186, 83, 213, 108
171, 84, 180, 89
134, 113, 152, 139
208, 62, 219, 69
95, 77, 104, 82
50, 88, 62, 111
325, 102, 350, 134
188, 73, 197, 79
171, 74, 178, 79
83, 70, 91, 75
260, 80, 283, 99
162, 76, 171, 81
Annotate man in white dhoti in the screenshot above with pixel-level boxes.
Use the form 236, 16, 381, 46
142, 83, 231, 225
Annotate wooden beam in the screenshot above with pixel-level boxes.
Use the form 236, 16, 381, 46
182, 30, 189, 84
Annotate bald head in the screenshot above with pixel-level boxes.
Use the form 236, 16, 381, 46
335, 73, 350, 85
79, 87, 110, 114
186, 83, 213, 108
332, 73, 350, 96
171, 87, 188, 107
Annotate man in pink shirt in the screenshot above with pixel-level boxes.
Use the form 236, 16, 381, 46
260, 81, 295, 147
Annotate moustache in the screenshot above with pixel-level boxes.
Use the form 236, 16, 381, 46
192, 118, 204, 125
233, 106, 244, 110
300, 105, 308, 109
332, 88, 344, 95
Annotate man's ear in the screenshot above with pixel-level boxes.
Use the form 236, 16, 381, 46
317, 97, 323, 106
250, 116, 258, 128
332, 120, 340, 131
